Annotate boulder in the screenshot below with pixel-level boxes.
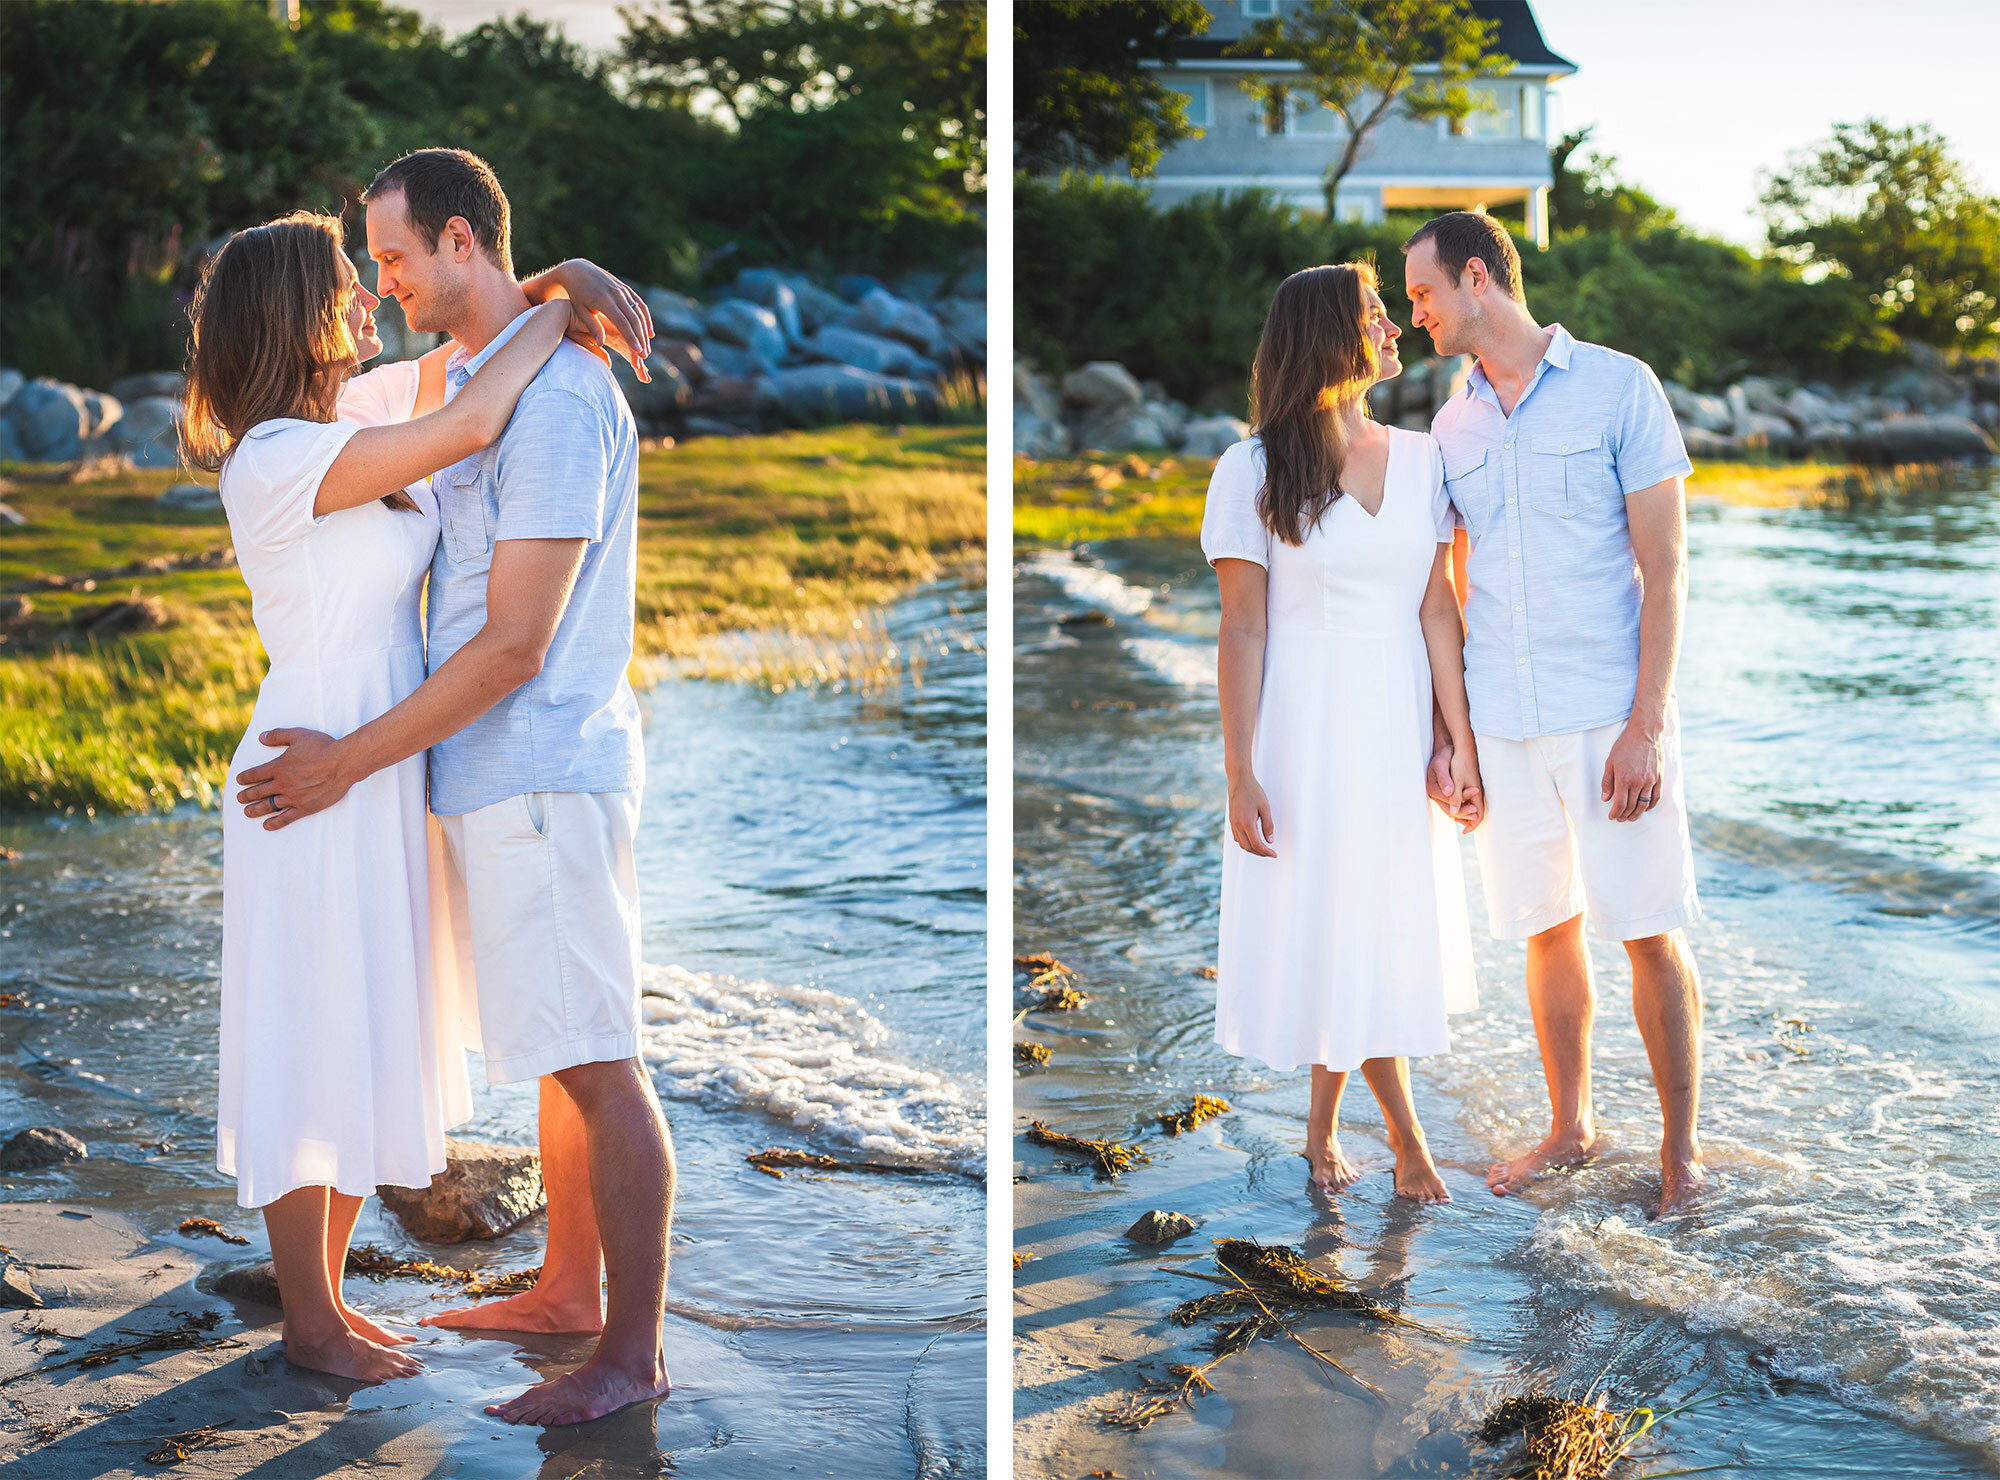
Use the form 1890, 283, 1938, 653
74, 597, 171, 638
0, 420, 25, 463
699, 338, 774, 380
0, 367, 21, 412
1180, 415, 1251, 459
1666, 380, 1732, 435
3, 378, 91, 462
787, 278, 851, 336
687, 374, 778, 425
0, 1126, 88, 1170
158, 483, 221, 511
725, 269, 803, 341
890, 266, 951, 304
683, 415, 753, 439
703, 299, 787, 366
947, 259, 986, 300
109, 395, 183, 466
772, 364, 938, 425
638, 287, 704, 341
799, 326, 921, 377
612, 346, 696, 419
1679, 425, 1735, 459
1015, 362, 1069, 459
376, 1138, 544, 1243
1783, 386, 1843, 429
1733, 376, 1791, 421
80, 390, 121, 440
1147, 398, 1189, 447
1847, 414, 1995, 464
212, 1260, 284, 1308
1061, 360, 1143, 412
1880, 366, 1962, 412
835, 274, 886, 304
933, 297, 986, 360
845, 288, 949, 360
1073, 404, 1169, 452
108, 371, 185, 403
1125, 1210, 1196, 1245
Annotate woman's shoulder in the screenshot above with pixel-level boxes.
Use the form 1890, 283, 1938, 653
220, 417, 346, 490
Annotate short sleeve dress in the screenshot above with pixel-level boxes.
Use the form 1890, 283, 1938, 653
215, 361, 479, 1208
1200, 429, 1478, 1073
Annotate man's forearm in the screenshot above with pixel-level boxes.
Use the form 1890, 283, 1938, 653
1630, 566, 1684, 739
335, 635, 539, 785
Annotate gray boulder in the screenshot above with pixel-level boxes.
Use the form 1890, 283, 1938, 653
800, 326, 921, 377
0, 368, 24, 411
704, 299, 787, 366
700, 338, 774, 380
612, 346, 696, 419
638, 287, 704, 341
212, 1260, 284, 1308
725, 270, 803, 341
81, 390, 121, 440
1015, 363, 1069, 459
1666, 381, 1732, 435
158, 483, 221, 511
109, 371, 185, 403
0, 1126, 88, 1170
1680, 425, 1735, 459
376, 1138, 544, 1243
890, 266, 951, 304
1075, 404, 1169, 453
1848, 415, 1995, 464
1881, 366, 1962, 412
0, 420, 25, 463
3, 378, 91, 462
787, 278, 851, 336
934, 297, 986, 360
1061, 361, 1143, 412
1180, 415, 1251, 459
110, 395, 184, 469
1733, 376, 1791, 421
772, 364, 938, 425
947, 259, 986, 300
846, 288, 949, 359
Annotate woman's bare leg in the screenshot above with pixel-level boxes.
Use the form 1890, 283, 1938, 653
1359, 1057, 1450, 1202
324, 1191, 414, 1346
265, 1185, 423, 1382
1305, 1065, 1363, 1194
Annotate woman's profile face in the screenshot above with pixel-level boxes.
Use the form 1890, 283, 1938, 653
1359, 283, 1402, 385
336, 250, 384, 365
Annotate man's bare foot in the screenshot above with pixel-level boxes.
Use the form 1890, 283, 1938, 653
1654, 1150, 1707, 1216
1487, 1128, 1598, 1196
339, 1303, 416, 1347
423, 1288, 604, 1334
486, 1354, 671, 1426
1392, 1152, 1451, 1203
1305, 1138, 1362, 1195
284, 1327, 425, 1382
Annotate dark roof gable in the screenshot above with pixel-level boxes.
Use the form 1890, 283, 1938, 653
1175, 0, 1576, 72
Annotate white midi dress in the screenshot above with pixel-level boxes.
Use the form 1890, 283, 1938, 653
1201, 429, 1478, 1074
215, 363, 478, 1208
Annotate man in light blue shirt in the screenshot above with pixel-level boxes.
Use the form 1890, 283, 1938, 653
1408, 211, 1706, 1216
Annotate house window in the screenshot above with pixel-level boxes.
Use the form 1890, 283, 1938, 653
1291, 95, 1341, 135
1166, 78, 1211, 130
1242, 0, 1277, 17
1520, 84, 1543, 140
1262, 87, 1289, 137
1449, 83, 1521, 139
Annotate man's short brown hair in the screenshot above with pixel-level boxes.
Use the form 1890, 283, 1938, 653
1402, 211, 1525, 304
363, 148, 512, 275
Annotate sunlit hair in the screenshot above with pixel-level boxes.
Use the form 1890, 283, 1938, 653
1249, 262, 1380, 547
183, 211, 361, 475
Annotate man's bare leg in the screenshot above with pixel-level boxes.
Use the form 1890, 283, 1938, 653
1626, 930, 1705, 1214
1360, 1057, 1450, 1202
1489, 912, 1600, 1194
1305, 1065, 1361, 1194
488, 1056, 674, 1426
426, 1074, 605, 1333
325, 1190, 415, 1346
266, 1185, 424, 1382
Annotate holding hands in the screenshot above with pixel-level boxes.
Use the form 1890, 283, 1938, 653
1428, 741, 1486, 834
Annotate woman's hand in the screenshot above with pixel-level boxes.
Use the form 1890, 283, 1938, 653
1447, 745, 1485, 834
523, 260, 654, 380
1229, 775, 1277, 858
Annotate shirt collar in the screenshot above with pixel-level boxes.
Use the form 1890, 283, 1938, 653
1463, 322, 1575, 408
445, 306, 536, 386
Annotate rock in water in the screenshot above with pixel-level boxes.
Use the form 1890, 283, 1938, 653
376, 1138, 544, 1243
212, 1260, 284, 1308
0, 1126, 88, 1169
1125, 1209, 1197, 1245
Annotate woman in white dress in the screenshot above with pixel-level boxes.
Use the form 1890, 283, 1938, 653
1201, 262, 1484, 1203
183, 211, 648, 1381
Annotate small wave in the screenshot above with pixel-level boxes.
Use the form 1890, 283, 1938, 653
1018, 551, 1156, 617
638, 964, 984, 1177
1123, 636, 1215, 690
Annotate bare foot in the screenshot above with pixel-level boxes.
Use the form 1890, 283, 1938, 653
486, 1354, 671, 1426
423, 1288, 603, 1334
1392, 1152, 1452, 1203
340, 1303, 416, 1347
1305, 1138, 1362, 1195
1487, 1128, 1598, 1196
284, 1327, 425, 1382
1654, 1150, 1707, 1217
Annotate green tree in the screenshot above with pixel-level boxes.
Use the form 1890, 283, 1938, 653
1548, 126, 1675, 239
1761, 118, 2000, 353
1228, 0, 1512, 218
1013, 0, 1210, 177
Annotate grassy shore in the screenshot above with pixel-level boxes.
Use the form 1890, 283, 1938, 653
1, 424, 984, 815
1014, 451, 1976, 546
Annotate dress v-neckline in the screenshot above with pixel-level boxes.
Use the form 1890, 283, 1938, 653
1337, 427, 1394, 520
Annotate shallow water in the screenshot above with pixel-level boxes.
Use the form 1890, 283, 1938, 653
0, 581, 986, 1477
1013, 475, 2000, 1477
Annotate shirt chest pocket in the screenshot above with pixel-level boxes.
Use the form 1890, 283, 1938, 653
438, 453, 498, 566
1528, 433, 1604, 518
1442, 446, 1495, 539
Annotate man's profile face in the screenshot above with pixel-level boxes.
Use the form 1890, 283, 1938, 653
1404, 239, 1478, 358
365, 189, 466, 335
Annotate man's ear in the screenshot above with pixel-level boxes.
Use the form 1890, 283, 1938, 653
443, 216, 477, 265
1464, 256, 1491, 297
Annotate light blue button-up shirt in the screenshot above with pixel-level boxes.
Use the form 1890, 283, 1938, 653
1432, 324, 1691, 742
425, 311, 644, 816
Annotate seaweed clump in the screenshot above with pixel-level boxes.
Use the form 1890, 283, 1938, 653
745, 1148, 921, 1179
145, 1423, 235, 1466
1170, 1239, 1431, 1332
1015, 952, 1088, 1012
1156, 1095, 1230, 1135
177, 1217, 248, 1246
343, 1243, 541, 1299
1478, 1391, 1656, 1480
1, 1311, 242, 1388
1015, 1042, 1052, 1067
1025, 1121, 1149, 1179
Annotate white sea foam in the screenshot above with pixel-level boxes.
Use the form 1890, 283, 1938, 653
638, 963, 984, 1176
1123, 636, 1215, 690
1018, 552, 1156, 617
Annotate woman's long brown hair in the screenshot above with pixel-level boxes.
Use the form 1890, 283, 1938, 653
1249, 262, 1380, 546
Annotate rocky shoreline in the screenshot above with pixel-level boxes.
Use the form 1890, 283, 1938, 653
1018, 340, 2000, 465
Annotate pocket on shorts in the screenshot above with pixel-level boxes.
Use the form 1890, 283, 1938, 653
1528, 433, 1602, 518
521, 791, 550, 840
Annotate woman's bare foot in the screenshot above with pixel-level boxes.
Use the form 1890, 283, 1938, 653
283, 1325, 425, 1382
423, 1288, 604, 1334
1305, 1137, 1362, 1195
339, 1302, 416, 1347
1486, 1127, 1598, 1196
1392, 1151, 1451, 1203
486, 1353, 672, 1426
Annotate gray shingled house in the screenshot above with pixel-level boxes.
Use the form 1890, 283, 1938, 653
1137, 0, 1575, 247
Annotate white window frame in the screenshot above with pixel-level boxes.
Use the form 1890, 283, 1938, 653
1168, 77, 1212, 130
1242, 0, 1277, 17
1441, 82, 1525, 142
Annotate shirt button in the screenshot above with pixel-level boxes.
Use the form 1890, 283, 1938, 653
1518, 657, 1527, 664
1514, 604, 1524, 612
